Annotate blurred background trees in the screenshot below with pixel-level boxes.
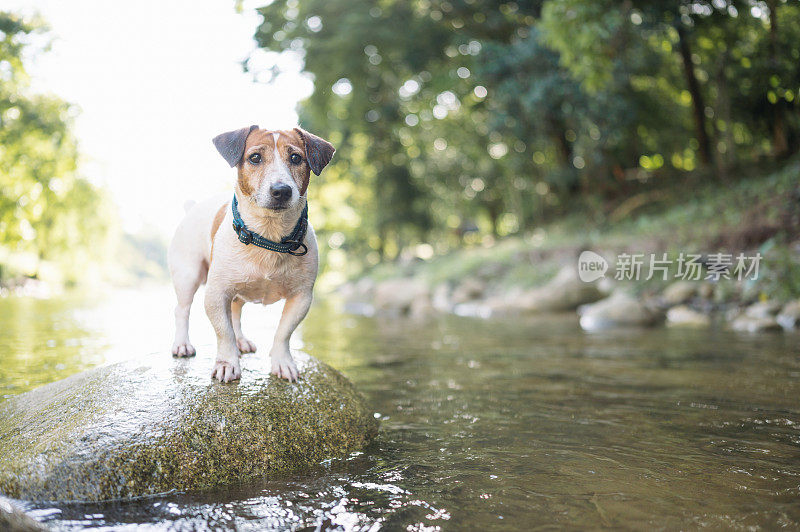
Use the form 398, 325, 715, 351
0, 13, 110, 284
252, 0, 799, 272
1, 1, 798, 289
0, 12, 151, 287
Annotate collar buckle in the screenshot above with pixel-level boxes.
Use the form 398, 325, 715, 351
236, 226, 253, 245
283, 240, 308, 256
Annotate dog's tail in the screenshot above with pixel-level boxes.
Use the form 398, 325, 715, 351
182, 200, 197, 213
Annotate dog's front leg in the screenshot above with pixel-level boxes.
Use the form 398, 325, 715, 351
270, 290, 313, 382
204, 283, 241, 382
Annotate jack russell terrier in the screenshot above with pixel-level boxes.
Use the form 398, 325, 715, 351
168, 125, 335, 382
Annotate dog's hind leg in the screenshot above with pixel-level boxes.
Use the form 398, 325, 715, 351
231, 297, 257, 353
170, 264, 205, 357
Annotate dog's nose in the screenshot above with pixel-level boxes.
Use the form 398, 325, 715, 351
270, 183, 292, 202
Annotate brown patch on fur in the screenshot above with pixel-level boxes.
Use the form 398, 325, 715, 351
238, 129, 272, 197
237, 129, 275, 197
209, 203, 227, 262
237, 173, 254, 196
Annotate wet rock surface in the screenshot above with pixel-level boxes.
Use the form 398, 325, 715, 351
0, 351, 378, 503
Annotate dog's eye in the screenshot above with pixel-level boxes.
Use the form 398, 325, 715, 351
290, 153, 302, 165
248, 153, 262, 164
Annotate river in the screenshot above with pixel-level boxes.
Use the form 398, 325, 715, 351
1, 286, 799, 529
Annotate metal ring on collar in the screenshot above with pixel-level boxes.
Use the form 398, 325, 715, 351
283, 240, 308, 256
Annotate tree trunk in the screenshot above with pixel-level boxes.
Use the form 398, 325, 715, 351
676, 24, 713, 168
487, 200, 501, 237
551, 122, 580, 196
377, 225, 386, 261
715, 50, 732, 181
766, 0, 789, 158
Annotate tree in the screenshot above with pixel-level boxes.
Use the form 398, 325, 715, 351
249, 0, 800, 264
0, 12, 113, 284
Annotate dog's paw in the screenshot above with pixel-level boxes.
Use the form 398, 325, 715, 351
211, 360, 241, 382
172, 341, 196, 357
236, 337, 257, 354
270, 354, 299, 382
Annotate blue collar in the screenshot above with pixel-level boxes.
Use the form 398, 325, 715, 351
231, 195, 309, 256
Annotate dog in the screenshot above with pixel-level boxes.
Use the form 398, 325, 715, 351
167, 126, 335, 382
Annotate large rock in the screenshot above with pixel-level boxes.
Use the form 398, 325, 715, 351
514, 266, 605, 313
0, 352, 377, 503
579, 292, 660, 331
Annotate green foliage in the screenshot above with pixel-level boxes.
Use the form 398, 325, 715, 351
0, 12, 114, 286
251, 0, 800, 273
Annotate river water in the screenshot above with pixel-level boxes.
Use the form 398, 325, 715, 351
1, 286, 799, 530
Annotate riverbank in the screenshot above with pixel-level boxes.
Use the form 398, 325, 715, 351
338, 159, 800, 332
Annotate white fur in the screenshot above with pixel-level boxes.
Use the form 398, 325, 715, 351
168, 182, 318, 382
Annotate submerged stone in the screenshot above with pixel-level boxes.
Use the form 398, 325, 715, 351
0, 351, 377, 503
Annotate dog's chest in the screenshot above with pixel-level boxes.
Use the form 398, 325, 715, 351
231, 252, 305, 304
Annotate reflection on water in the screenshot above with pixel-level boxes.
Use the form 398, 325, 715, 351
0, 286, 286, 399
2, 287, 800, 529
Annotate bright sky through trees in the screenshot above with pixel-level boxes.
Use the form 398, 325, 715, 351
5, 0, 311, 236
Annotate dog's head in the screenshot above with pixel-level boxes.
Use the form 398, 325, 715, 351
213, 126, 335, 211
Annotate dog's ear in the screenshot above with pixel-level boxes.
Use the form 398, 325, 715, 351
294, 127, 335, 175
212, 125, 259, 167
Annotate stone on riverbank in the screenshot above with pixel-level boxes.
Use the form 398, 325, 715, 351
730, 315, 782, 333
661, 281, 698, 305
450, 277, 487, 305
776, 300, 800, 330
514, 266, 605, 313
744, 300, 783, 319
666, 305, 711, 328
579, 292, 660, 331
373, 278, 430, 316
0, 351, 377, 503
